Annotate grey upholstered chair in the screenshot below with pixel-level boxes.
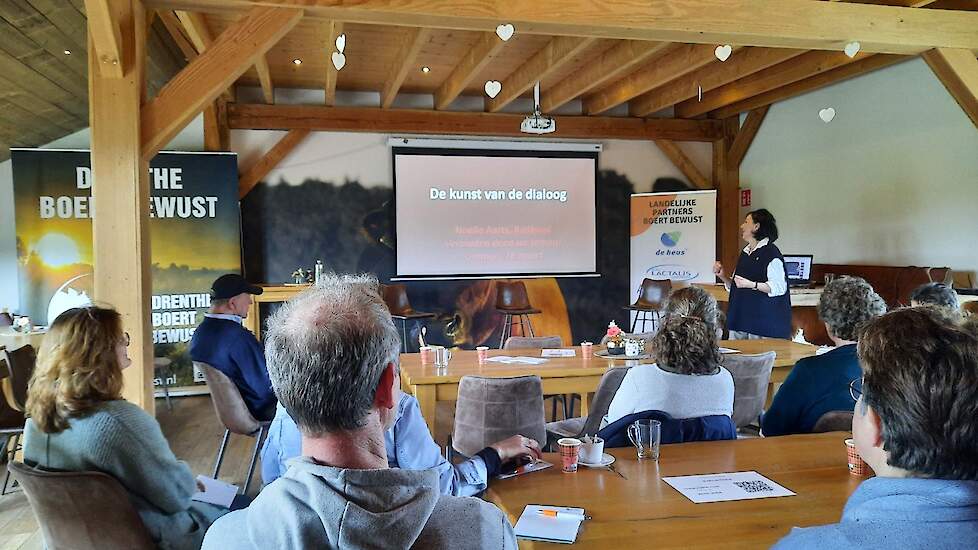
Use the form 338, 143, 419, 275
452, 375, 547, 458
812, 410, 854, 433
545, 366, 631, 448
721, 351, 776, 429
9, 461, 156, 550
195, 361, 270, 494
1, 344, 35, 495
504, 336, 567, 420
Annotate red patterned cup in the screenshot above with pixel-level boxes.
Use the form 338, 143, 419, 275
476, 346, 489, 363
420, 346, 433, 365
845, 438, 873, 476
558, 438, 582, 473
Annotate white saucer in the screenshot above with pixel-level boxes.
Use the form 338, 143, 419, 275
578, 453, 615, 468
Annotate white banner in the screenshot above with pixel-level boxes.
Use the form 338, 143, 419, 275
629, 190, 717, 330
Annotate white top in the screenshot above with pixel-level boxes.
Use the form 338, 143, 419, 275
605, 363, 735, 425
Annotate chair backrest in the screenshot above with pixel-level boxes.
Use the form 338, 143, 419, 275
380, 283, 414, 316
596, 410, 736, 448
721, 351, 776, 429
453, 375, 546, 457
503, 335, 563, 349
579, 367, 631, 437
812, 410, 854, 433
1, 344, 35, 412
194, 361, 261, 435
495, 281, 533, 310
635, 279, 672, 309
9, 461, 156, 550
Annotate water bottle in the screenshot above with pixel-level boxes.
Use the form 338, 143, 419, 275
314, 260, 324, 283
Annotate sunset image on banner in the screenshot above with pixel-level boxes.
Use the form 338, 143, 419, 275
12, 149, 241, 389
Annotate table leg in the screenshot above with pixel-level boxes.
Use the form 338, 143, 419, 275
581, 392, 593, 418
412, 384, 438, 436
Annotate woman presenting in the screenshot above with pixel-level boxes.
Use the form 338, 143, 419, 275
713, 208, 791, 339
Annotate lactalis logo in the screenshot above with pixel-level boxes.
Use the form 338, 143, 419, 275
646, 264, 698, 281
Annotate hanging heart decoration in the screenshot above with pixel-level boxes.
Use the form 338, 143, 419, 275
818, 107, 836, 123
495, 23, 515, 41
714, 44, 732, 62
335, 33, 347, 53
331, 51, 346, 71
844, 41, 860, 58
484, 80, 502, 98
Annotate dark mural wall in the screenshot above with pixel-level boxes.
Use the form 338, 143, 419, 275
241, 170, 639, 348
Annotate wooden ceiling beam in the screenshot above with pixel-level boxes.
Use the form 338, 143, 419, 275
541, 40, 669, 113
239, 128, 310, 198
174, 9, 213, 51
727, 106, 770, 168
584, 43, 730, 115
486, 36, 597, 113
158, 10, 198, 61
144, 0, 978, 54
380, 27, 431, 109
227, 103, 724, 141
710, 54, 907, 118
434, 32, 507, 110
676, 50, 876, 118
629, 47, 806, 117
654, 140, 710, 190
255, 55, 274, 103
83, 0, 124, 77
323, 20, 343, 106
141, 6, 302, 159
922, 47, 978, 129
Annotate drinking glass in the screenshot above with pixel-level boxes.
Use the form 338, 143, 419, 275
627, 419, 661, 460
434, 346, 452, 368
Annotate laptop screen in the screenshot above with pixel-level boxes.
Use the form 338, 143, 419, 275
783, 255, 814, 285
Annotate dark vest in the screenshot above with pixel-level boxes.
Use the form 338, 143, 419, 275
726, 242, 792, 338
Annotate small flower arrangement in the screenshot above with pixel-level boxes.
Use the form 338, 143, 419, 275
605, 320, 625, 355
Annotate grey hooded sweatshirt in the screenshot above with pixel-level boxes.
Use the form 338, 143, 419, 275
202, 457, 518, 549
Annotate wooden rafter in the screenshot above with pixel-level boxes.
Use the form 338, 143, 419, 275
226, 103, 725, 141
676, 50, 875, 118
711, 54, 907, 118
541, 40, 669, 113
922, 47, 978, 129
629, 48, 806, 117
654, 140, 710, 190
486, 36, 597, 113
239, 129, 310, 198
158, 10, 198, 61
174, 10, 213, 51
584, 43, 728, 115
323, 20, 343, 106
141, 6, 302, 159
381, 27, 431, 109
84, 0, 125, 77
145, 0, 978, 54
727, 106, 770, 168
255, 55, 274, 104
435, 32, 507, 110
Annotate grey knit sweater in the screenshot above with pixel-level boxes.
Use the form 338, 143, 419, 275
23, 400, 226, 550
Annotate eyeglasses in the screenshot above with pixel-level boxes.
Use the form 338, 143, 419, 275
849, 377, 863, 402
122, 332, 130, 347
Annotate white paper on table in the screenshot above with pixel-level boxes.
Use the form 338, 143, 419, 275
191, 475, 238, 508
486, 355, 549, 365
513, 504, 585, 544
541, 349, 576, 358
718, 347, 740, 354
663, 471, 795, 503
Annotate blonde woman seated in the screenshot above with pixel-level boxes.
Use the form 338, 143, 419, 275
605, 295, 733, 425
23, 307, 228, 550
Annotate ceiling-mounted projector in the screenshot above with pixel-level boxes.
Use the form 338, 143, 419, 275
521, 81, 556, 135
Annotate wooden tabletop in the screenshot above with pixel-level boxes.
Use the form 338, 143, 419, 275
486, 432, 863, 549
399, 339, 816, 386
693, 283, 823, 307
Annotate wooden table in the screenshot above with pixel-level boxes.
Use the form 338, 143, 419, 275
486, 432, 863, 549
0, 328, 46, 352
694, 282, 824, 307
399, 339, 816, 436
243, 283, 311, 339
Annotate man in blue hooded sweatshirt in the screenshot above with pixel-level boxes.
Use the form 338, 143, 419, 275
775, 306, 978, 549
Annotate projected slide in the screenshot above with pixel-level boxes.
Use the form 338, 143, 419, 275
394, 151, 597, 277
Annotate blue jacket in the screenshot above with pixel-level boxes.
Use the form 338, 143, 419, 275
596, 410, 736, 448
189, 315, 275, 420
762, 345, 860, 436
774, 477, 978, 549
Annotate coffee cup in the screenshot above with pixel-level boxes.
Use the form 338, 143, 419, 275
476, 346, 489, 363
580, 341, 593, 356
557, 438, 582, 473
419, 346, 433, 365
579, 436, 604, 464
845, 438, 873, 476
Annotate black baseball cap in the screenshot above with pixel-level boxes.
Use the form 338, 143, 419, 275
211, 274, 263, 300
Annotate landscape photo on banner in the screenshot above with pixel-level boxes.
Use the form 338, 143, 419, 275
11, 149, 241, 388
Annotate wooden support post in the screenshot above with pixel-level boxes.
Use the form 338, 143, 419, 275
238, 129, 310, 199
727, 106, 770, 168
88, 0, 154, 411
85, 0, 125, 78
922, 47, 978, 130
714, 117, 741, 275
323, 20, 343, 106
654, 140, 710, 190
203, 98, 229, 151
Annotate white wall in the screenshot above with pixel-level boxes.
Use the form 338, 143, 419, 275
741, 58, 978, 285
0, 116, 205, 312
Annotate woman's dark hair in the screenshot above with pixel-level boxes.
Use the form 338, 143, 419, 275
652, 315, 721, 375
748, 208, 778, 242
909, 282, 959, 311
857, 306, 978, 480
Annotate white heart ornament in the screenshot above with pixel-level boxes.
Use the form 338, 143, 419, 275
331, 51, 346, 71
495, 24, 514, 41
335, 34, 346, 53
714, 44, 732, 62
818, 107, 836, 123
484, 80, 502, 99
844, 41, 860, 58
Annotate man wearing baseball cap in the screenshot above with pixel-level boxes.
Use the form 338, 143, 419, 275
190, 274, 276, 420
